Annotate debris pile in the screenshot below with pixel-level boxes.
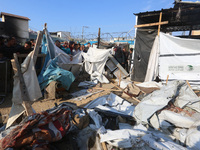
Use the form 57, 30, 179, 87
1, 80, 200, 149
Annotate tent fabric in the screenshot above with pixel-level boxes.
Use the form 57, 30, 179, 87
131, 30, 158, 82
82, 47, 111, 83
145, 32, 200, 89
38, 29, 78, 90
39, 58, 75, 90
6, 51, 42, 128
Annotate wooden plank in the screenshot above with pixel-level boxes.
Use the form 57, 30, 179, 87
110, 82, 121, 90
166, 75, 169, 85
97, 28, 101, 48
134, 21, 168, 28
186, 80, 192, 89
13, 53, 33, 116
101, 142, 107, 150
33, 31, 43, 65
158, 12, 163, 36
93, 87, 122, 92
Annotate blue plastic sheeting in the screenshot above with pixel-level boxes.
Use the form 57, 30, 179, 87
39, 58, 75, 90
38, 29, 75, 90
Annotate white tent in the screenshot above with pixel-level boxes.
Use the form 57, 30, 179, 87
145, 32, 200, 90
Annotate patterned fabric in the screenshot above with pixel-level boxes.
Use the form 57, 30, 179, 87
0, 107, 72, 150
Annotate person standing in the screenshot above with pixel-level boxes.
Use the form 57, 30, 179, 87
122, 47, 129, 71
128, 48, 134, 73
114, 46, 125, 66
83, 42, 91, 53
62, 41, 71, 54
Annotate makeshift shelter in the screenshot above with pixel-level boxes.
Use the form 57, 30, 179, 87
132, 1, 200, 83
145, 32, 200, 90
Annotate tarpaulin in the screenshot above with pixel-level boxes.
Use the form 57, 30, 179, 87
145, 32, 200, 90
38, 29, 77, 90
82, 47, 111, 83
39, 58, 75, 90
6, 51, 42, 128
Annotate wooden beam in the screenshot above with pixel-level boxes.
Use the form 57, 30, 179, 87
93, 87, 122, 92
186, 80, 192, 89
33, 31, 43, 65
166, 75, 169, 85
158, 12, 163, 36
13, 53, 33, 116
97, 28, 101, 48
134, 21, 168, 28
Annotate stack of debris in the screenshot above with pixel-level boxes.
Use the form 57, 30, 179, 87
1, 79, 200, 149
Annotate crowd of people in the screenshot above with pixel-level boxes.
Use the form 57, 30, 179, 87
0, 36, 133, 73
54, 40, 134, 73
55, 40, 91, 55
113, 46, 134, 73
0, 36, 35, 60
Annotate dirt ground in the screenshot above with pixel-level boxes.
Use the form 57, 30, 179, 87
0, 78, 134, 124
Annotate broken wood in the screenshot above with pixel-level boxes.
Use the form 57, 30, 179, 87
134, 21, 168, 28
93, 87, 122, 92
166, 75, 169, 85
110, 82, 122, 90
13, 53, 33, 116
101, 142, 108, 150
123, 91, 141, 103
186, 80, 192, 89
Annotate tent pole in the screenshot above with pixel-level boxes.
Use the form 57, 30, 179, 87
97, 28, 101, 48
158, 12, 163, 36
33, 31, 43, 65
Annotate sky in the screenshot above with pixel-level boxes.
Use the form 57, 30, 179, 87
0, 0, 198, 38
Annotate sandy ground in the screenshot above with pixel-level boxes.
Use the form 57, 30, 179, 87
0, 78, 134, 124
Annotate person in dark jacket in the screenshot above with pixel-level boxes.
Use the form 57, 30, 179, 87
122, 47, 129, 71
114, 46, 125, 66
19, 41, 32, 54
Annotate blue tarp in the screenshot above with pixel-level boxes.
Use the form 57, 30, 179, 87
38, 29, 75, 90
39, 58, 75, 90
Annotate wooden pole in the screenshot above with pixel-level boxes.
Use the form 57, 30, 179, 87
13, 53, 33, 116
158, 12, 163, 36
186, 80, 192, 89
166, 75, 169, 85
134, 21, 168, 28
33, 31, 43, 65
97, 28, 101, 48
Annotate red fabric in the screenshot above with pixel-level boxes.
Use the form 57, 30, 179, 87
0, 108, 72, 150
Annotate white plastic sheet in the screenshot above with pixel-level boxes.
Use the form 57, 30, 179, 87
134, 81, 181, 123
7, 51, 42, 128
82, 47, 111, 83
145, 32, 200, 89
84, 93, 135, 117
